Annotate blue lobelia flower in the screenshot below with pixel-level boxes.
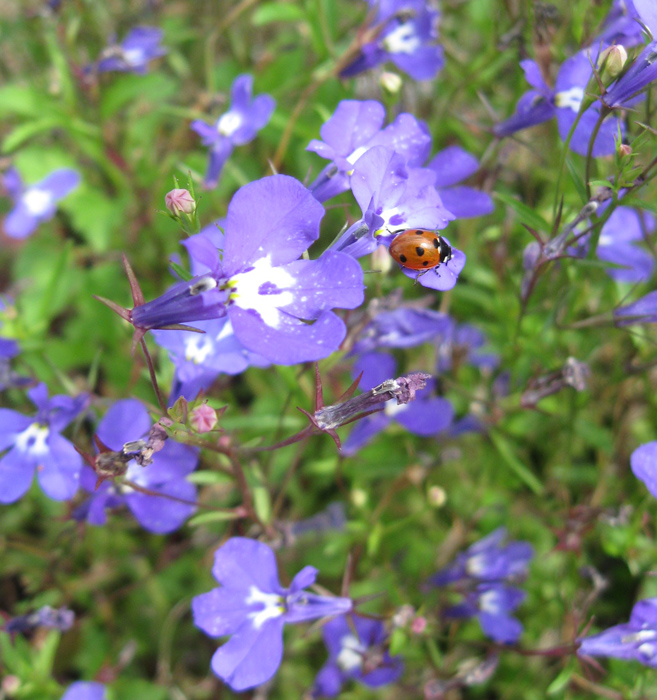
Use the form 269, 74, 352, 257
191, 74, 275, 188
427, 528, 533, 586
130, 175, 364, 365
598, 0, 648, 48
77, 399, 198, 534
95, 27, 166, 74
313, 615, 404, 697
578, 597, 657, 666
428, 528, 533, 644
306, 99, 432, 202
331, 146, 463, 291
494, 53, 624, 157
615, 291, 657, 325
631, 441, 657, 498
192, 537, 353, 692
350, 307, 452, 356
0, 384, 87, 504
2, 167, 80, 239
152, 316, 270, 402
341, 352, 452, 455
424, 146, 494, 220
435, 321, 500, 373
5, 605, 74, 634
60, 682, 106, 700
445, 583, 527, 644
340, 0, 444, 81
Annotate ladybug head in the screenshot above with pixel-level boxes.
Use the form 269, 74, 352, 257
438, 237, 452, 264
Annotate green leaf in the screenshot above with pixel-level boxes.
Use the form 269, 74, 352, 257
547, 664, 574, 695
2, 118, 64, 153
170, 261, 193, 282
32, 631, 60, 678
494, 192, 550, 234
188, 510, 241, 526
389, 628, 408, 656
489, 430, 544, 495
253, 485, 272, 524
0, 85, 52, 118
566, 155, 587, 205
618, 196, 657, 215
252, 2, 306, 25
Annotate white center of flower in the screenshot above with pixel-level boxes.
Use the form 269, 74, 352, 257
216, 320, 236, 342
185, 334, 215, 364
14, 423, 50, 456
598, 233, 612, 247
555, 87, 584, 113
638, 642, 657, 659
383, 399, 408, 417
466, 553, 487, 576
217, 111, 243, 137
375, 207, 406, 237
336, 634, 366, 672
346, 146, 369, 166
478, 590, 501, 615
122, 48, 146, 67
229, 256, 295, 329
245, 586, 285, 629
383, 22, 421, 55
22, 189, 53, 216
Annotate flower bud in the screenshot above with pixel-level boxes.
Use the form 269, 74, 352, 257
427, 485, 446, 507
190, 403, 218, 433
2, 676, 20, 695
379, 71, 403, 94
598, 44, 627, 82
411, 616, 427, 634
371, 244, 393, 274
618, 143, 632, 159
165, 188, 196, 216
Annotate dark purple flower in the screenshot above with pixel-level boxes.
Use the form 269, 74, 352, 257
313, 615, 404, 697
131, 175, 365, 364
340, 0, 444, 81
631, 441, 657, 497
614, 290, 657, 324
191, 74, 275, 188
578, 597, 657, 666
60, 683, 106, 700
598, 0, 646, 47
192, 537, 353, 691
3, 168, 80, 239
307, 100, 431, 202
445, 583, 526, 644
351, 306, 452, 355
494, 53, 624, 157
96, 27, 166, 74
428, 528, 533, 587
5, 605, 74, 634
436, 321, 500, 373
78, 399, 198, 534
425, 146, 494, 219
0, 384, 87, 504
341, 352, 452, 455
152, 317, 270, 402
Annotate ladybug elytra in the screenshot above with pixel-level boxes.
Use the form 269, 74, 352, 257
388, 229, 452, 277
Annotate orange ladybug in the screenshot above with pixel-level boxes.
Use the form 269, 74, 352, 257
389, 229, 452, 276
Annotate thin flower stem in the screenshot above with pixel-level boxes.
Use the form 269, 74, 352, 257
553, 108, 586, 217
226, 452, 273, 536
584, 108, 608, 200
139, 337, 168, 416
271, 439, 309, 520
122, 479, 235, 512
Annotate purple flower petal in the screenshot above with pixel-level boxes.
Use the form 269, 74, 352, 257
96, 399, 152, 451
60, 682, 107, 700
37, 432, 82, 501
394, 396, 453, 436
353, 352, 398, 391
340, 412, 391, 455
631, 442, 657, 498
211, 537, 283, 593
427, 146, 479, 188
125, 476, 196, 533
0, 410, 32, 451
438, 186, 494, 219
0, 447, 35, 504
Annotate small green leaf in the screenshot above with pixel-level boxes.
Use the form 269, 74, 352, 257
2, 118, 64, 153
547, 664, 574, 695
489, 430, 544, 495
252, 2, 306, 26
188, 510, 241, 526
170, 261, 194, 282
253, 485, 272, 524
389, 628, 408, 656
566, 155, 587, 205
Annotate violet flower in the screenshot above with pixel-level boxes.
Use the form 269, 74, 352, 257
427, 528, 533, 587
425, 146, 494, 219
341, 352, 452, 455
332, 146, 464, 291
307, 99, 432, 202
130, 175, 365, 364
191, 74, 275, 188
95, 27, 166, 74
152, 317, 270, 402
313, 615, 404, 697
494, 54, 624, 157
598, 0, 647, 47
578, 597, 657, 666
5, 605, 74, 634
3, 168, 80, 239
631, 441, 657, 498
192, 537, 353, 691
340, 0, 444, 81
445, 583, 526, 644
0, 384, 86, 504
351, 306, 452, 355
614, 290, 657, 324
60, 683, 107, 700
77, 399, 198, 534
604, 41, 657, 107
436, 321, 500, 373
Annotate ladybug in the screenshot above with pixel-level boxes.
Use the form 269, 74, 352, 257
388, 229, 452, 278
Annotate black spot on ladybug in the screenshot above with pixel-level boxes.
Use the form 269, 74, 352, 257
415, 247, 425, 256
433, 238, 439, 248
399, 254, 407, 263
422, 260, 429, 266
415, 230, 423, 235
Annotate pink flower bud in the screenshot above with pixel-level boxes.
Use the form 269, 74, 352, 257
618, 143, 632, 158
411, 616, 427, 634
190, 403, 217, 433
165, 188, 196, 216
